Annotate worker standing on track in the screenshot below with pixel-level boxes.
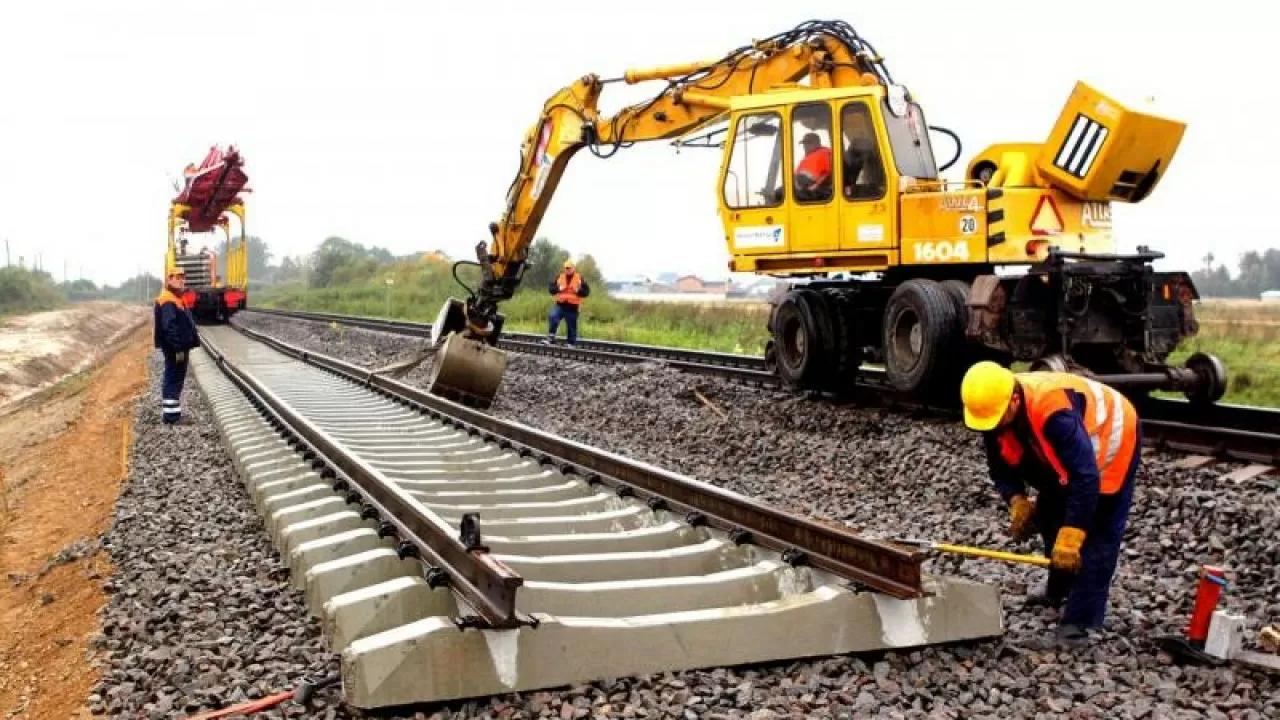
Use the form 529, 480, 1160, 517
154, 267, 200, 424
546, 259, 589, 345
960, 361, 1141, 647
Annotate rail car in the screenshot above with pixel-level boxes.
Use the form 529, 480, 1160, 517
165, 145, 251, 323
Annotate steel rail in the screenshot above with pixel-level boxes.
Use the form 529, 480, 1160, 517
232, 322, 927, 599
198, 331, 530, 628
239, 308, 1280, 467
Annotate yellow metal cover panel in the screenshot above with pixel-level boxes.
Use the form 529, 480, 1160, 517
986, 188, 1117, 264
1036, 81, 1185, 203
899, 190, 987, 265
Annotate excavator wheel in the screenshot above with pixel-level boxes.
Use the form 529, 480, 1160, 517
882, 278, 962, 399
424, 297, 509, 409
770, 288, 831, 390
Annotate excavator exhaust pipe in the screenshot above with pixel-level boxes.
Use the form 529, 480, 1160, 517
424, 297, 509, 409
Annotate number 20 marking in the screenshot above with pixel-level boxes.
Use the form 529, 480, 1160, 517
959, 215, 977, 234
912, 240, 970, 262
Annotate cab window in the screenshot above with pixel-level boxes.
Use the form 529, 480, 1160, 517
840, 102, 888, 201
790, 103, 834, 204
881, 99, 939, 180
722, 111, 784, 209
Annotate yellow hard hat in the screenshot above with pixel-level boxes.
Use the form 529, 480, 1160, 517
960, 361, 1016, 431
563, 259, 575, 269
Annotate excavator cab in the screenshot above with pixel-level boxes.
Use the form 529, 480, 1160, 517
719, 84, 940, 275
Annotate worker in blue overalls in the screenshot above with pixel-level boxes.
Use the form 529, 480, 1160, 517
153, 267, 200, 424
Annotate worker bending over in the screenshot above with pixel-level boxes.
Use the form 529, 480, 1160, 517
153, 268, 200, 424
546, 259, 589, 345
960, 361, 1141, 647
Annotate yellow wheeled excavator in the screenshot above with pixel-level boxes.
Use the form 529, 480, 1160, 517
427, 19, 1226, 409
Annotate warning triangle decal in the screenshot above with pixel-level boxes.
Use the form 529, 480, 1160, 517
1030, 195, 1064, 236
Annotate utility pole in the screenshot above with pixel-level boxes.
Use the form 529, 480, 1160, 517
3, 238, 8, 267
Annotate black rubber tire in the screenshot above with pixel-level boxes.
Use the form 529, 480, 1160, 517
817, 289, 862, 395
883, 278, 960, 396
771, 289, 827, 389
941, 279, 969, 322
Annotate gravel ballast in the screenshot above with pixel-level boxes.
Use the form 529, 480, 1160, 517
89, 352, 343, 719
91, 313, 1277, 719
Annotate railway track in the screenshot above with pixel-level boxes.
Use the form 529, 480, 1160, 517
190, 323, 1003, 709
240, 307, 1280, 480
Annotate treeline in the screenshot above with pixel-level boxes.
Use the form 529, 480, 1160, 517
0, 266, 166, 315
240, 235, 605, 292
1192, 249, 1280, 298
0, 266, 65, 315
250, 235, 610, 325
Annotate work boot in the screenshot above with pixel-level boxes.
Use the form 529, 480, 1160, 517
542, 336, 554, 345
1024, 580, 1066, 608
1055, 623, 1090, 648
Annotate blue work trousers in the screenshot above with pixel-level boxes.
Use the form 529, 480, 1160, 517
161, 350, 188, 423
1034, 426, 1141, 629
548, 304, 579, 344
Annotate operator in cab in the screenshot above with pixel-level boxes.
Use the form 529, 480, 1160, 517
794, 132, 832, 201
153, 267, 200, 424
545, 259, 590, 345
960, 361, 1141, 648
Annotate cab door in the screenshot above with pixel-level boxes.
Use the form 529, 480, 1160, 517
837, 100, 897, 255
720, 109, 790, 256
786, 102, 841, 253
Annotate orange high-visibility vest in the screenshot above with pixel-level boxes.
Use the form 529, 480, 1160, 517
997, 372, 1139, 494
154, 288, 186, 308
796, 147, 832, 184
555, 272, 582, 305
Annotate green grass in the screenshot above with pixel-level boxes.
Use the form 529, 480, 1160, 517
256, 278, 1280, 408
1163, 299, 1280, 407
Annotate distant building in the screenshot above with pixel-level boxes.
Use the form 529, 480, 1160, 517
607, 274, 653, 294
657, 272, 679, 285
674, 275, 705, 292
728, 277, 781, 297
1263, 289, 1280, 302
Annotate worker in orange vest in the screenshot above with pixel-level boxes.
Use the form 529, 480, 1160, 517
153, 267, 200, 424
794, 132, 833, 201
546, 259, 590, 345
960, 361, 1141, 647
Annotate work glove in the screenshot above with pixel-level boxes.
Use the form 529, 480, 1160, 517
1051, 526, 1086, 573
175, 351, 187, 363
1009, 494, 1035, 540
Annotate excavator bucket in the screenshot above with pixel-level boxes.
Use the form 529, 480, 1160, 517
421, 297, 509, 408
425, 332, 508, 408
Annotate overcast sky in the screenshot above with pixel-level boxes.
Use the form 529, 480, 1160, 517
0, 1, 1265, 287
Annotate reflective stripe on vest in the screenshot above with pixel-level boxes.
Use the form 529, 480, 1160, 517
555, 272, 582, 305
998, 372, 1138, 494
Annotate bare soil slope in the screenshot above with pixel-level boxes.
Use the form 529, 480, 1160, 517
0, 301, 148, 411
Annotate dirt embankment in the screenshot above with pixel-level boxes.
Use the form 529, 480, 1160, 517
0, 302, 150, 411
0, 304, 153, 719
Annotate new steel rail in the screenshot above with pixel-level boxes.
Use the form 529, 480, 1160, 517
240, 307, 1280, 469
